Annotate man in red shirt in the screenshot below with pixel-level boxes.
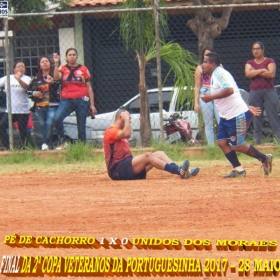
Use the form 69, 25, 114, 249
103, 109, 199, 180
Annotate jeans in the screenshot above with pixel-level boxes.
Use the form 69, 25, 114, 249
35, 106, 58, 147
199, 87, 220, 145
53, 98, 89, 143
249, 88, 280, 144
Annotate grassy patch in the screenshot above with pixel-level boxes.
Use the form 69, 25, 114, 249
0, 142, 106, 174
64, 141, 94, 163
201, 145, 225, 160
150, 140, 188, 161
0, 150, 40, 165
0, 141, 278, 175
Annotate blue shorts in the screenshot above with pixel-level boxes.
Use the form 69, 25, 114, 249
109, 157, 147, 180
217, 110, 252, 146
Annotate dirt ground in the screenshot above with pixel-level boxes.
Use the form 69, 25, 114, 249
1, 161, 280, 280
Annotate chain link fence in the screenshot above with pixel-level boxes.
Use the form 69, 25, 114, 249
1, 2, 280, 150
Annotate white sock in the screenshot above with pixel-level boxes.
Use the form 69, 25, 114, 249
235, 166, 244, 172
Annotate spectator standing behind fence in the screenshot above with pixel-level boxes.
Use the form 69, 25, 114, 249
194, 48, 220, 145
53, 48, 97, 148
27, 56, 63, 151
0, 61, 32, 151
14, 112, 35, 148
245, 41, 280, 145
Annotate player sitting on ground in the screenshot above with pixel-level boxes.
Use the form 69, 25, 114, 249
201, 52, 272, 178
103, 109, 199, 180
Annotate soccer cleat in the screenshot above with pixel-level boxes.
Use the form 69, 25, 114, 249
185, 167, 200, 179
262, 154, 272, 176
179, 159, 190, 179
224, 170, 246, 178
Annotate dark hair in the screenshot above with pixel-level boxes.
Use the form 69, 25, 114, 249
13, 60, 26, 69
202, 47, 214, 57
65, 48, 78, 57
205, 52, 221, 66
201, 47, 215, 78
252, 41, 264, 50
36, 56, 53, 79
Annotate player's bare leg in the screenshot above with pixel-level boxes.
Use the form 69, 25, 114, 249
144, 151, 173, 172
131, 152, 171, 174
131, 151, 199, 179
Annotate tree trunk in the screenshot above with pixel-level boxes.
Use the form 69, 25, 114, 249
137, 52, 152, 147
187, 1, 235, 63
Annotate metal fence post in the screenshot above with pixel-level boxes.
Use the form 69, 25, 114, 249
154, 0, 164, 143
4, 17, 13, 150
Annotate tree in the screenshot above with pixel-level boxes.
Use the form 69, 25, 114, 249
9, 0, 70, 28
187, 0, 236, 63
120, 0, 197, 147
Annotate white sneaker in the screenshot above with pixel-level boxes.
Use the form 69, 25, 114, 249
41, 143, 49, 151
56, 142, 68, 150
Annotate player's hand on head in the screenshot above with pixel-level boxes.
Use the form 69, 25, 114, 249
121, 111, 130, 120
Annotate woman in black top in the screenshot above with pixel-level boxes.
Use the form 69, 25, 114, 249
27, 56, 63, 150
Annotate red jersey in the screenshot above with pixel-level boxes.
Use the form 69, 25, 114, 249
59, 64, 91, 99
103, 125, 132, 171
246, 58, 275, 91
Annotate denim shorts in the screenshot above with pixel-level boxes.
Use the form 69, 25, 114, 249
109, 157, 147, 180
199, 86, 210, 95
217, 110, 252, 146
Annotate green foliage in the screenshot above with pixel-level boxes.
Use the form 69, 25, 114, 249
151, 141, 225, 161
120, 0, 168, 54
0, 142, 104, 173
119, 0, 198, 145
146, 42, 198, 110
158, 42, 198, 91
9, 0, 71, 29
202, 145, 224, 160
0, 150, 40, 164
150, 140, 190, 161
120, 2, 198, 111
64, 141, 94, 163
10, 0, 70, 12
160, 43, 198, 110
0, 143, 279, 176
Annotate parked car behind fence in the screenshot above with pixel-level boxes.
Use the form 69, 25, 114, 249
1, 86, 279, 149
62, 86, 280, 146
63, 87, 199, 146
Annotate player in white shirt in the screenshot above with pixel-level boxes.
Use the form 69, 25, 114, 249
0, 61, 32, 150
201, 52, 272, 178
